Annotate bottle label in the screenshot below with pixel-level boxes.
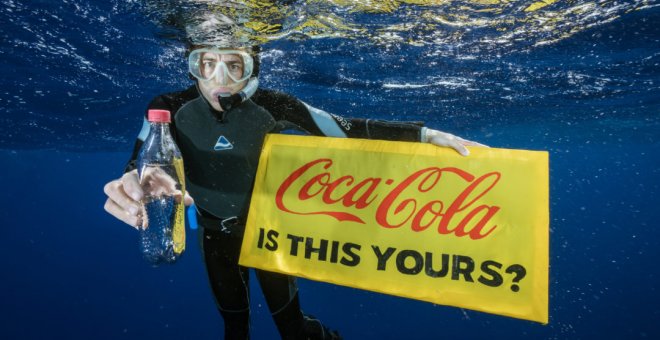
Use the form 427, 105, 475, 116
172, 157, 186, 255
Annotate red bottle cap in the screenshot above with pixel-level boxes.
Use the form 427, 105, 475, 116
147, 109, 171, 123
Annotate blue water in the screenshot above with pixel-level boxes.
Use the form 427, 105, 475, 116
2, 0, 659, 339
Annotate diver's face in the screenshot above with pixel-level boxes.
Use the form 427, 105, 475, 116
195, 52, 247, 111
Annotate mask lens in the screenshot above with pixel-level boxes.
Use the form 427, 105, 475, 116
200, 54, 218, 80
188, 49, 253, 84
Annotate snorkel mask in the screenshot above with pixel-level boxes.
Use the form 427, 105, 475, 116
188, 48, 253, 86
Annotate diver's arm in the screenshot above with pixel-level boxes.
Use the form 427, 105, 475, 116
298, 102, 489, 154
253, 89, 423, 140
253, 88, 486, 155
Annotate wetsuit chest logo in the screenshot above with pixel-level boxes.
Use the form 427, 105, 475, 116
214, 135, 234, 151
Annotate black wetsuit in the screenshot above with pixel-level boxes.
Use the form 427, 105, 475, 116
125, 85, 424, 340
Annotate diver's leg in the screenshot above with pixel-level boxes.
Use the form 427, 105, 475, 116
256, 270, 302, 338
256, 270, 342, 340
201, 227, 251, 340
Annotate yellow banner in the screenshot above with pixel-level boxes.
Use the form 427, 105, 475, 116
239, 134, 549, 323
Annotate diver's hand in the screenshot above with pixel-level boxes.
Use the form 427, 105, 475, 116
103, 169, 193, 229
103, 170, 143, 228
424, 128, 488, 156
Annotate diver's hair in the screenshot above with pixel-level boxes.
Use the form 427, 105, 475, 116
185, 42, 260, 77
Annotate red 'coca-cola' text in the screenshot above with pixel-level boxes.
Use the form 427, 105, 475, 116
275, 158, 501, 240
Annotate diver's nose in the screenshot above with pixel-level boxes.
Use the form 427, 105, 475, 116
212, 63, 229, 85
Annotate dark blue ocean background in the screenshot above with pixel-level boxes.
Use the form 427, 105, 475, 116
1, 0, 659, 339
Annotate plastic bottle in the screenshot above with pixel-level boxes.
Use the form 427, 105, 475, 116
136, 109, 186, 264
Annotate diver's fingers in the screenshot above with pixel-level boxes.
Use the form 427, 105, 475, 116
426, 128, 490, 156
457, 137, 489, 148
120, 170, 143, 202
104, 178, 141, 217
446, 138, 470, 157
151, 170, 179, 194
172, 191, 194, 206
184, 191, 194, 206
104, 197, 140, 229
429, 133, 470, 156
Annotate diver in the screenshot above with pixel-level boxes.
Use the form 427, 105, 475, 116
103, 15, 485, 340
